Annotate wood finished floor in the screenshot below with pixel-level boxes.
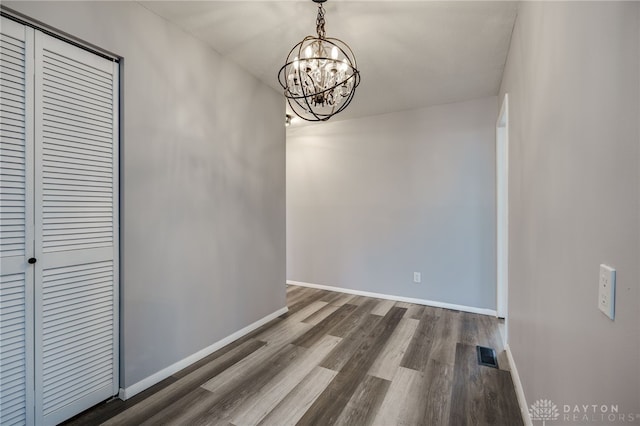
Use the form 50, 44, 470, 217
63, 286, 523, 426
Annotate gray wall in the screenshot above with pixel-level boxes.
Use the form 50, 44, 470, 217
5, 1, 286, 388
499, 1, 640, 417
287, 97, 498, 310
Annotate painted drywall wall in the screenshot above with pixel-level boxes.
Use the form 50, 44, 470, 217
499, 1, 640, 419
287, 97, 498, 310
4, 1, 286, 388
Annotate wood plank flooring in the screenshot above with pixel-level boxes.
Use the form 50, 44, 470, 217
63, 286, 523, 426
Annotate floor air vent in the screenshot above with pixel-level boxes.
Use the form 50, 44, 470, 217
476, 345, 499, 368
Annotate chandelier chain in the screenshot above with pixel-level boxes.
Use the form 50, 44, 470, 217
316, 4, 326, 39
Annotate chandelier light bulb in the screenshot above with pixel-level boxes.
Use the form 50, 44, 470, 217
277, 0, 360, 122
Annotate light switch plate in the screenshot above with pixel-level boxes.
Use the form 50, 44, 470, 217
598, 264, 615, 320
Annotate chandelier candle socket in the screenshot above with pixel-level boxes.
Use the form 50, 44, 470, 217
278, 0, 360, 122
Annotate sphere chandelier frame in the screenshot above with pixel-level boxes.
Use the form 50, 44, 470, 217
278, 0, 361, 122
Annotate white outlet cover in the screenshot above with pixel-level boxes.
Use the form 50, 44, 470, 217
598, 264, 616, 320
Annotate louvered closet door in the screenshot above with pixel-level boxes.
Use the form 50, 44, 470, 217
34, 31, 119, 426
0, 17, 35, 426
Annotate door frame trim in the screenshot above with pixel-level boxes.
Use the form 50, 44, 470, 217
0, 7, 119, 62
496, 93, 509, 339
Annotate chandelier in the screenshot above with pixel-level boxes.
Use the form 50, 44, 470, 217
278, 0, 360, 122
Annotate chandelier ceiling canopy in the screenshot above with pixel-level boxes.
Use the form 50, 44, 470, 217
278, 0, 361, 122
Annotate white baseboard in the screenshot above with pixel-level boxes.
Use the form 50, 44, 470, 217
118, 306, 288, 400
287, 280, 497, 317
505, 344, 532, 426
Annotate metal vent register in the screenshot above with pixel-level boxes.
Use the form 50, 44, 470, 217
476, 345, 499, 368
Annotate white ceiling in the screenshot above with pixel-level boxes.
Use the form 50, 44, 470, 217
141, 1, 518, 122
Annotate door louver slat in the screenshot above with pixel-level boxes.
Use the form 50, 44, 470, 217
0, 274, 27, 426
40, 47, 114, 254
40, 260, 114, 417
0, 30, 26, 258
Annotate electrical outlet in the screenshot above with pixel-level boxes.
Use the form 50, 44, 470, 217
598, 264, 616, 320
413, 272, 421, 283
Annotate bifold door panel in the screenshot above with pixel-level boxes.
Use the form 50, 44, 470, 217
1, 18, 35, 426
0, 16, 119, 426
